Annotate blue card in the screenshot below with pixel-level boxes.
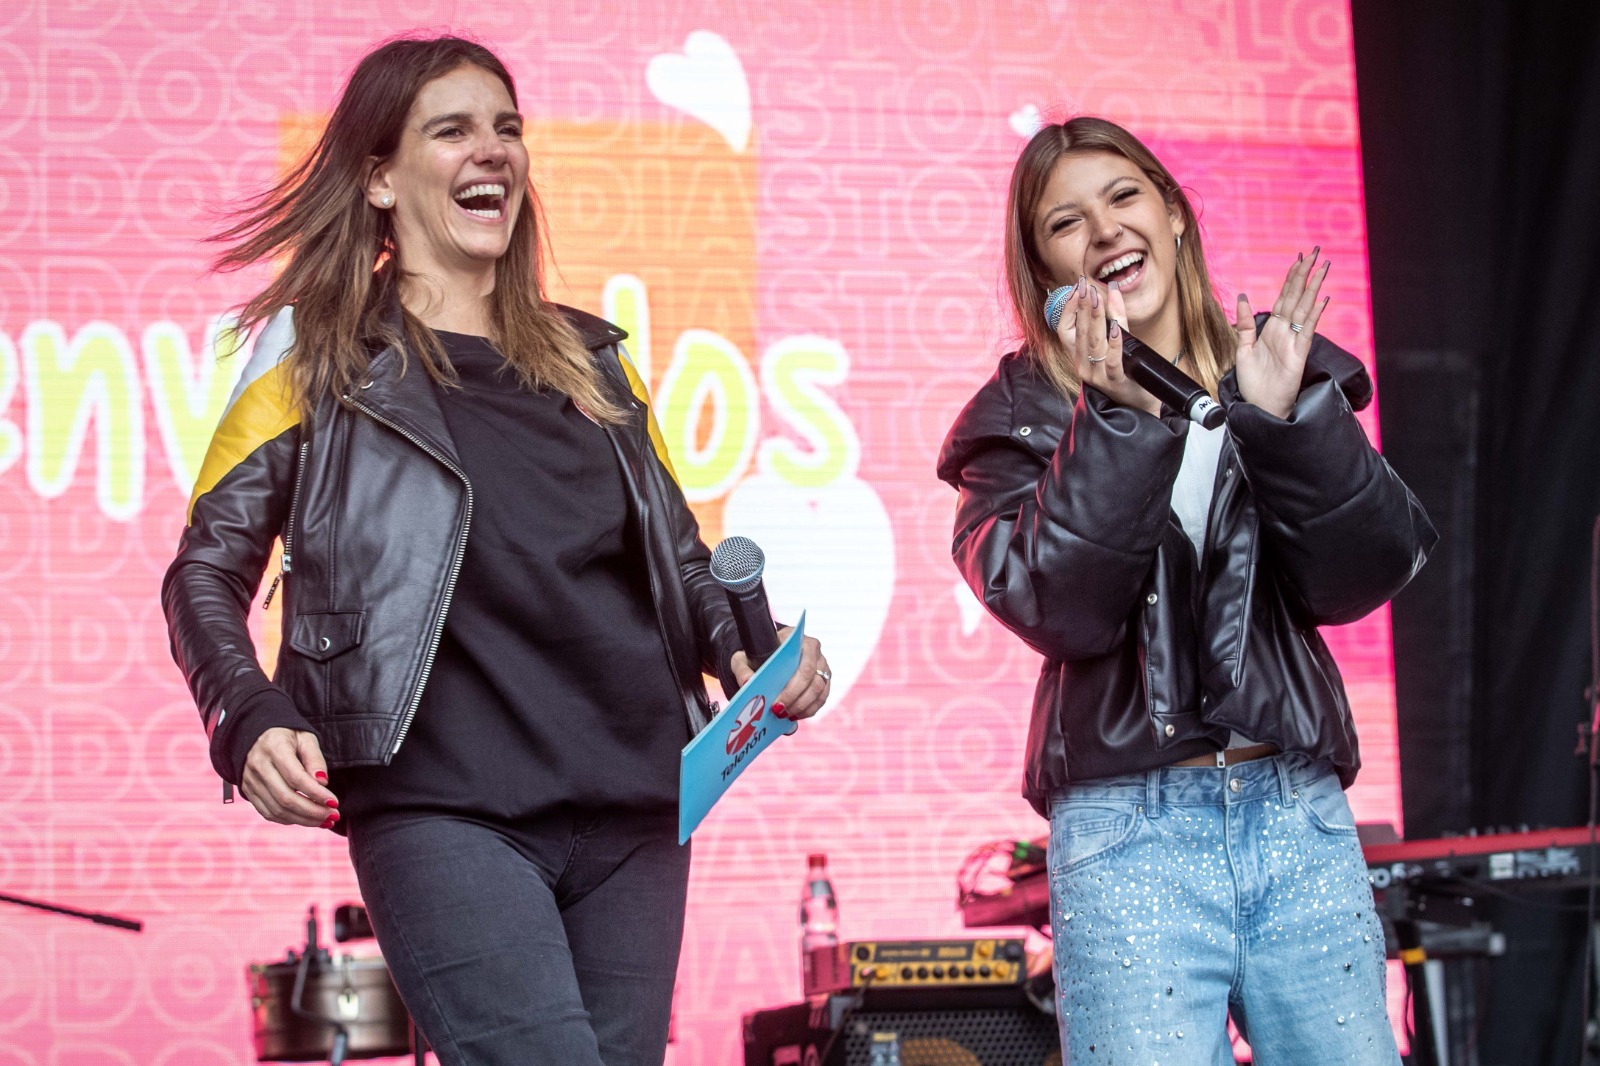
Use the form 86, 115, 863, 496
679, 614, 805, 844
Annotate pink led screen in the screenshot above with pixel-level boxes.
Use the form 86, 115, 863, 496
0, 0, 1403, 1061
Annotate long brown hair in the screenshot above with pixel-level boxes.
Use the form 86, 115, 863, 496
209, 35, 624, 423
1003, 117, 1236, 400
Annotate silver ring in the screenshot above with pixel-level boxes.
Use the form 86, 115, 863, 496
817, 668, 832, 683
1085, 355, 1107, 363
1288, 322, 1304, 334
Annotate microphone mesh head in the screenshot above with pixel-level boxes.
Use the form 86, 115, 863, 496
1043, 284, 1076, 332
710, 536, 766, 593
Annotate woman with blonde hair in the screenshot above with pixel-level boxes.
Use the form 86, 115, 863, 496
163, 35, 829, 1065
938, 117, 1433, 1062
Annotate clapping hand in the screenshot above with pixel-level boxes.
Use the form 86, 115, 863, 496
1233, 248, 1332, 420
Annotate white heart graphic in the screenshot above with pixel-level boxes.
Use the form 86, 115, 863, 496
1009, 103, 1043, 138
952, 579, 986, 638
722, 474, 895, 716
646, 31, 752, 153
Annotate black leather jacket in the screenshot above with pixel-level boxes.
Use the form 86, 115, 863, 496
937, 323, 1435, 814
163, 304, 740, 785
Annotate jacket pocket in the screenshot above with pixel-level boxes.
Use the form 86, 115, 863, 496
289, 611, 366, 662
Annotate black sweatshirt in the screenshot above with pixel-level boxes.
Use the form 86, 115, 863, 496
334, 331, 686, 821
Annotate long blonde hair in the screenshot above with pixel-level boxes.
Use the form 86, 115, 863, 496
209, 35, 625, 423
1003, 117, 1236, 400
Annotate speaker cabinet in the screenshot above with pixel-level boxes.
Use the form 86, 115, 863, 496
743, 987, 1059, 1066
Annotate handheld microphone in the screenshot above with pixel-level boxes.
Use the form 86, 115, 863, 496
709, 536, 781, 668
1043, 284, 1225, 429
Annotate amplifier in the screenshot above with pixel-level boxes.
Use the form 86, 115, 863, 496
804, 939, 1026, 996
743, 987, 1056, 1066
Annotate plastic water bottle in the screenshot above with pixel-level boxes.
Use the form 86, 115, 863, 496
799, 853, 839, 991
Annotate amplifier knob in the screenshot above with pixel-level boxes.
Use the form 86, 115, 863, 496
979, 965, 992, 977
964, 965, 976, 978
876, 965, 892, 980
901, 966, 914, 980
993, 962, 1011, 978
932, 966, 945, 979
855, 946, 872, 962
916, 966, 929, 979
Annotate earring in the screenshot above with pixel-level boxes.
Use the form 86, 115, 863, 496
380, 194, 393, 207
1176, 234, 1182, 252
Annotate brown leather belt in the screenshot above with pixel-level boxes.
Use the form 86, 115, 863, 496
1170, 743, 1279, 769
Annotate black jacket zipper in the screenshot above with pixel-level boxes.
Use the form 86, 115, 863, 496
262, 439, 310, 609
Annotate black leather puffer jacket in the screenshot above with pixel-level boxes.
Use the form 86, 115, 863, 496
163, 303, 740, 786
937, 323, 1435, 814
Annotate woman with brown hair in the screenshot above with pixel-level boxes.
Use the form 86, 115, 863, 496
163, 36, 829, 1065
937, 117, 1433, 1062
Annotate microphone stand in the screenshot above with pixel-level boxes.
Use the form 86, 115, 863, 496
1582, 515, 1600, 1061
0, 892, 143, 931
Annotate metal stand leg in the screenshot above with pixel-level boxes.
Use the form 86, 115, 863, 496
1586, 921, 1600, 1064
1394, 919, 1442, 1066
411, 1015, 428, 1065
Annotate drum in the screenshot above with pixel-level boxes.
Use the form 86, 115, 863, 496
248, 951, 412, 1062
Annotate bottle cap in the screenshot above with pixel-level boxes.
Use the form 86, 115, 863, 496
807, 853, 827, 868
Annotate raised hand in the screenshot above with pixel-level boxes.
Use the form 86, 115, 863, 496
1055, 278, 1160, 416
1233, 248, 1332, 419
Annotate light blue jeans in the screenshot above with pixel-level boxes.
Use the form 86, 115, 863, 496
1047, 754, 1399, 1065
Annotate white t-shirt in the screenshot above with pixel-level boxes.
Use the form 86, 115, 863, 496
1167, 420, 1254, 748
1170, 421, 1227, 560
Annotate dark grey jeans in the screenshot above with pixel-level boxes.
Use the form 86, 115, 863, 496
347, 807, 689, 1066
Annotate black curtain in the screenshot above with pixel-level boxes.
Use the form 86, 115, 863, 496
1354, 3, 1600, 1062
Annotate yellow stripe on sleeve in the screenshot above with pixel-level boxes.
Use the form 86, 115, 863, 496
186, 359, 300, 522
616, 348, 678, 484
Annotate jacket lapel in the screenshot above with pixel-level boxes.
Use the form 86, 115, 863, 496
352, 341, 464, 471
1199, 430, 1257, 692
343, 293, 463, 471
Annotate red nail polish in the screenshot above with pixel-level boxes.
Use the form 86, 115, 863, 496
325, 798, 339, 809
320, 816, 337, 829
773, 703, 787, 718
314, 771, 328, 783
